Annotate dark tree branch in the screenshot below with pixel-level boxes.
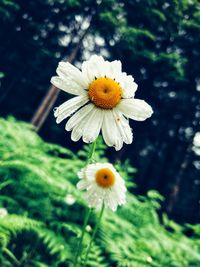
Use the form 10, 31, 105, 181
31, 22, 91, 132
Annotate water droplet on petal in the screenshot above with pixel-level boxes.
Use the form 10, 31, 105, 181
116, 117, 121, 122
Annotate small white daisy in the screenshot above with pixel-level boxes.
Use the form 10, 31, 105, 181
51, 55, 153, 150
77, 163, 126, 212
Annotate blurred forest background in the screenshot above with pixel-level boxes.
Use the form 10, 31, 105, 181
0, 0, 200, 225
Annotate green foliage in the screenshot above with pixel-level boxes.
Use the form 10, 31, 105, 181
0, 117, 199, 266
0, 0, 200, 223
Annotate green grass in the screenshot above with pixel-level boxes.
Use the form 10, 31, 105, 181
0, 117, 199, 267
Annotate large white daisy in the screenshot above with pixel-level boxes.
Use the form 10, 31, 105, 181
77, 163, 126, 212
51, 55, 153, 150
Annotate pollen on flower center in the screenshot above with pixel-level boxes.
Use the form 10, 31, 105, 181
88, 77, 122, 109
95, 168, 115, 188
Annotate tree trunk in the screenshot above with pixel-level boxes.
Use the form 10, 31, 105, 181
31, 26, 90, 132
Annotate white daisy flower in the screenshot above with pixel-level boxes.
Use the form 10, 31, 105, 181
51, 55, 153, 150
77, 163, 126, 212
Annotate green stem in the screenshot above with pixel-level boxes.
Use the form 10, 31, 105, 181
73, 139, 98, 266
83, 203, 105, 267
73, 208, 92, 267
3, 248, 20, 266
87, 140, 97, 164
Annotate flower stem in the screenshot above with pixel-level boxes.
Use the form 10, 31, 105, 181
83, 203, 105, 267
87, 140, 97, 164
73, 208, 92, 267
73, 140, 98, 267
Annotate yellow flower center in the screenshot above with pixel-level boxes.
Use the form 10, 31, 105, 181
88, 77, 122, 109
95, 168, 115, 188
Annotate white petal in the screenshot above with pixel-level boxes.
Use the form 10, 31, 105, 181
82, 108, 104, 143
108, 60, 122, 79
112, 182, 126, 205
106, 190, 117, 211
71, 122, 84, 141
57, 62, 88, 88
85, 185, 103, 207
102, 110, 123, 151
116, 175, 127, 193
71, 111, 92, 142
70, 105, 101, 142
84, 165, 98, 181
55, 92, 87, 115
118, 98, 153, 121
117, 73, 138, 98
113, 109, 133, 144
77, 169, 86, 179
101, 112, 115, 147
81, 55, 106, 83
77, 180, 92, 190
51, 76, 84, 95
55, 94, 89, 123
65, 103, 94, 131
